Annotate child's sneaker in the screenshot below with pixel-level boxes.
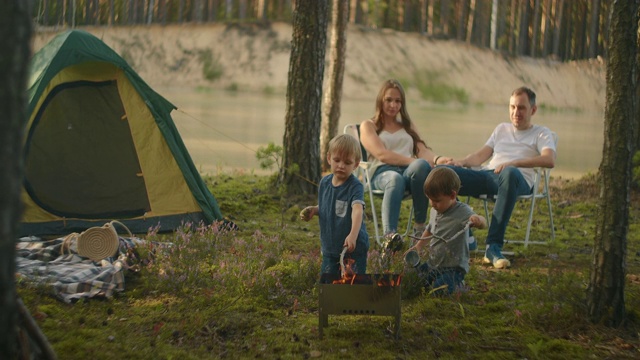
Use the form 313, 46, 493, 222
483, 244, 511, 269
467, 228, 477, 251
467, 235, 478, 251
383, 233, 404, 252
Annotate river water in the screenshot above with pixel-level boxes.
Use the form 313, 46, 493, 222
161, 87, 603, 180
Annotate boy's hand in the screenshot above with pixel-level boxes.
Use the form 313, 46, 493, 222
299, 206, 315, 221
344, 236, 356, 252
403, 246, 417, 258
469, 214, 487, 229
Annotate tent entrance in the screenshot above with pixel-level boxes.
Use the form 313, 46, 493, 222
24, 80, 150, 219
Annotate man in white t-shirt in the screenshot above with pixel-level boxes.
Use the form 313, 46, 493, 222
439, 87, 557, 269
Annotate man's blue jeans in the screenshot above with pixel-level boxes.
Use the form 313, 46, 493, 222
371, 159, 431, 235
446, 166, 532, 246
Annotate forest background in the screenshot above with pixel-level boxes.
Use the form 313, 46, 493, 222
32, 0, 609, 113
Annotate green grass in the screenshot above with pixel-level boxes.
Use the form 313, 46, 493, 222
18, 172, 640, 359
198, 48, 224, 82
398, 70, 470, 105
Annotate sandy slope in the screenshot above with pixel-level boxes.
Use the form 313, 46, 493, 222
32, 22, 606, 112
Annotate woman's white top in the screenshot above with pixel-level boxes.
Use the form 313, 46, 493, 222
368, 128, 414, 176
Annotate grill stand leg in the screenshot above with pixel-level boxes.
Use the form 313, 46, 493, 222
319, 312, 328, 339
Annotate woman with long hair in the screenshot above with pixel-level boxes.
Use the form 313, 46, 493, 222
360, 79, 450, 241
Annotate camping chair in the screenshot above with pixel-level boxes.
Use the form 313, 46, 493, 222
471, 133, 557, 247
343, 124, 414, 247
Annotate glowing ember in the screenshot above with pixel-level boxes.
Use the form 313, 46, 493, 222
377, 274, 402, 287
333, 258, 356, 284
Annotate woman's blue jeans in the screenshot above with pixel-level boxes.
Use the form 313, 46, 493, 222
446, 166, 532, 246
371, 159, 431, 235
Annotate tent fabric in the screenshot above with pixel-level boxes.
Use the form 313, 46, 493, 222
21, 30, 223, 236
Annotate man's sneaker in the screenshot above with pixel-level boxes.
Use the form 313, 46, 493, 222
483, 244, 511, 269
383, 233, 404, 252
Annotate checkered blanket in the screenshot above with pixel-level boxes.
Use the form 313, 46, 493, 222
16, 236, 143, 303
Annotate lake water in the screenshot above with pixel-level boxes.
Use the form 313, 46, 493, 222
161, 87, 603, 180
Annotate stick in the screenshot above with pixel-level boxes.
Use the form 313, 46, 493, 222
16, 298, 57, 360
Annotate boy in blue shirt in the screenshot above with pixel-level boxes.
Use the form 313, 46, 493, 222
300, 134, 369, 275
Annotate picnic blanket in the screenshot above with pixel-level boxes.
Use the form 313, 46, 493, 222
16, 236, 144, 303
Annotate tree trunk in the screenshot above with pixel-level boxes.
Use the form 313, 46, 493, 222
517, 0, 529, 55
85, 0, 90, 24
159, 0, 167, 25
587, 0, 639, 328
148, 0, 155, 24
466, 0, 476, 44
321, 0, 349, 172
239, 0, 247, 20
490, 0, 498, 50
552, 0, 564, 58
541, 0, 552, 56
455, 0, 466, 41
279, 0, 328, 195
440, 0, 450, 36
588, 0, 601, 58
509, 0, 518, 54
257, 0, 267, 20
0, 1, 32, 358
530, 0, 542, 56
226, 0, 233, 19
426, 0, 433, 34
109, 0, 115, 25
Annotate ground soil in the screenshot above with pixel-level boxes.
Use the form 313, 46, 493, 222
32, 22, 606, 112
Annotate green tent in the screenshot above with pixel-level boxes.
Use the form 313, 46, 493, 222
21, 29, 224, 236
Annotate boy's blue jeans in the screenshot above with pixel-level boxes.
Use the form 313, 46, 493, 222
321, 252, 368, 275
446, 166, 532, 246
371, 159, 431, 234
418, 263, 465, 295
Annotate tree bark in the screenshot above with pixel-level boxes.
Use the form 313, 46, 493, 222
517, 0, 529, 55
109, 0, 115, 25
427, 0, 433, 35
440, 0, 450, 36
0, 1, 32, 358
466, 0, 476, 44
148, 0, 155, 24
587, 0, 639, 327
541, 0, 552, 56
530, 0, 542, 57
321, 0, 349, 172
588, 0, 601, 58
279, 0, 328, 195
552, 0, 564, 58
509, 0, 518, 54
490, 0, 498, 50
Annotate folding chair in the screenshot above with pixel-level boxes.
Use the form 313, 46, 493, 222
473, 132, 557, 247
343, 124, 414, 247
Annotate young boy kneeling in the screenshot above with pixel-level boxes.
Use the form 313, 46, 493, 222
405, 166, 487, 295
